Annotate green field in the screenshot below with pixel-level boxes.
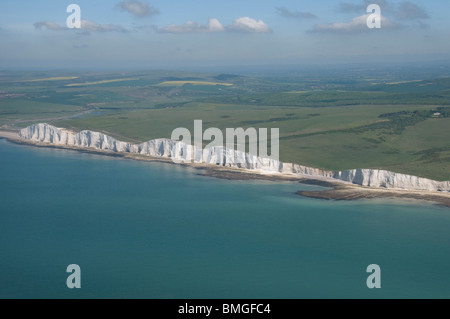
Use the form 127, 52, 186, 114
156, 81, 233, 87
1, 69, 449, 180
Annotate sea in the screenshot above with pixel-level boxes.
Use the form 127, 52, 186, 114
0, 138, 449, 299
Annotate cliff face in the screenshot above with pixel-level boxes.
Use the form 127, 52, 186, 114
334, 169, 450, 192
19, 122, 137, 153
20, 123, 449, 192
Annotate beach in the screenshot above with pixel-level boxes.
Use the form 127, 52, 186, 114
0, 130, 22, 141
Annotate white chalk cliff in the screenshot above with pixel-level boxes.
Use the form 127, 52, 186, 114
20, 123, 450, 193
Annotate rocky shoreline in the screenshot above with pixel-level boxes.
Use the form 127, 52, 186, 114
1, 127, 449, 208
197, 169, 450, 207
297, 183, 450, 207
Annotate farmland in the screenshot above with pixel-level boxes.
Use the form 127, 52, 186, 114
156, 81, 233, 87
1, 67, 449, 180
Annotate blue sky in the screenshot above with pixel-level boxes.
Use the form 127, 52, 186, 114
1, 0, 449, 69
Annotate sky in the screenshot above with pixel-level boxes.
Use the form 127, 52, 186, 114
0, 0, 449, 69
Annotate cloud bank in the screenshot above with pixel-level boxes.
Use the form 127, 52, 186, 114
311, 14, 400, 33
159, 18, 224, 33
117, 0, 159, 18
34, 20, 128, 33
229, 17, 272, 33
338, 0, 429, 20
157, 17, 271, 34
312, 1, 427, 34
34, 21, 66, 31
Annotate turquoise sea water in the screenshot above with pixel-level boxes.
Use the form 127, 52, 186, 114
0, 138, 449, 299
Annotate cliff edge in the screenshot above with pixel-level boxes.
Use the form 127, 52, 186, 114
20, 123, 450, 193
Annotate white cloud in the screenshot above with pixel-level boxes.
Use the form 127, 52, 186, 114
34, 21, 66, 31
158, 17, 271, 34
117, 0, 159, 18
34, 15, 270, 36
159, 18, 224, 33
208, 18, 225, 32
311, 14, 399, 33
229, 17, 271, 33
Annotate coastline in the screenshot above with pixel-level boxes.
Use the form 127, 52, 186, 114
1, 129, 449, 208
198, 168, 450, 207
0, 130, 22, 141
297, 183, 450, 208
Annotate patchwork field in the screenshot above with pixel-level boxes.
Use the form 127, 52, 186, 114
1, 69, 449, 180
156, 81, 233, 87
23, 76, 79, 82
65, 78, 140, 87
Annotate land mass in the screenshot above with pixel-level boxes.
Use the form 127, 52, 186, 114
2, 125, 449, 208
1, 69, 449, 181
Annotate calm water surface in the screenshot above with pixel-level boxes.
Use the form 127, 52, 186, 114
0, 138, 449, 298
